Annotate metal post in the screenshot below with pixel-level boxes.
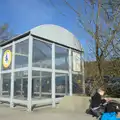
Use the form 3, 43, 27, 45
10, 41, 15, 108
0, 48, 2, 96
21, 78, 23, 96
0, 76, 3, 97
65, 74, 68, 95
39, 71, 42, 98
82, 53, 85, 94
52, 43, 55, 107
27, 35, 33, 112
65, 57, 68, 95
69, 49, 72, 96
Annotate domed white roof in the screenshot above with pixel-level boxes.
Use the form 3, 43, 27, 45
30, 24, 83, 51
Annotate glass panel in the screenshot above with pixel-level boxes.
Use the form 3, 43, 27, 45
55, 73, 69, 98
2, 73, 11, 98
55, 45, 68, 70
15, 40, 29, 68
32, 39, 52, 68
14, 71, 28, 100
32, 71, 52, 100
2, 46, 12, 70
72, 74, 83, 94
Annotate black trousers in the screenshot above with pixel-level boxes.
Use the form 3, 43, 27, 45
91, 107, 104, 118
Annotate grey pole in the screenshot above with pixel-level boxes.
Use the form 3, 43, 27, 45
0, 48, 2, 96
69, 49, 72, 96
39, 71, 42, 98
10, 41, 15, 108
52, 43, 55, 107
27, 35, 33, 111
65, 74, 68, 95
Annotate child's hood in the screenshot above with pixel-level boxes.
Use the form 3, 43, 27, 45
103, 112, 116, 116
101, 112, 117, 120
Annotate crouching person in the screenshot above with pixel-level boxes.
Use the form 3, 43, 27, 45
90, 87, 107, 117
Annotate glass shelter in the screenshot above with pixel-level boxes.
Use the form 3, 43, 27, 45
0, 24, 84, 111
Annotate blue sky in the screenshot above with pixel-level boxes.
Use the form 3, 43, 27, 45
0, 0, 93, 60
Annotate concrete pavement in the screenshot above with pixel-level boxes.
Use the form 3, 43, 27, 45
0, 104, 94, 120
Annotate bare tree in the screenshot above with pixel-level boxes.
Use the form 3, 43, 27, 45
49, 0, 120, 88
0, 24, 13, 44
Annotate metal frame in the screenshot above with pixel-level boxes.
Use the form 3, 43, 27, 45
1, 43, 12, 49
14, 36, 29, 44
31, 34, 83, 53
55, 70, 69, 74
14, 67, 28, 72
32, 67, 52, 72
36, 92, 66, 96
33, 36, 52, 45
55, 43, 69, 50
1, 70, 12, 74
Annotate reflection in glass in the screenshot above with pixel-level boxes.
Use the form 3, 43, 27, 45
55, 45, 69, 70
15, 40, 29, 68
32, 71, 52, 100
14, 71, 28, 100
33, 39, 52, 68
72, 74, 83, 94
55, 73, 69, 98
2, 73, 11, 97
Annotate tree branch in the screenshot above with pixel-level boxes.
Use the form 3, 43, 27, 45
102, 22, 120, 54
63, 0, 81, 16
49, 0, 66, 16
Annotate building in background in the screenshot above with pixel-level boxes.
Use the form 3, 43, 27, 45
0, 24, 84, 111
